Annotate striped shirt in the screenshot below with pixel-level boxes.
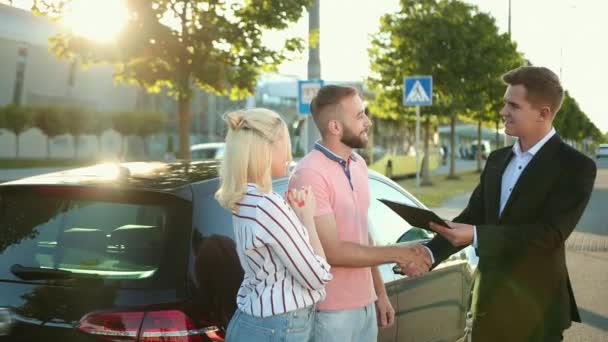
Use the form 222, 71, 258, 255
232, 184, 333, 318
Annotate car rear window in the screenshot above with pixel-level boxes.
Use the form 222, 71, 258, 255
0, 186, 183, 282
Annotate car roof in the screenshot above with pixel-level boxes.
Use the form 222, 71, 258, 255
190, 142, 225, 150
0, 161, 221, 198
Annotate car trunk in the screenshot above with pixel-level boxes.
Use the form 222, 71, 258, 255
0, 185, 215, 341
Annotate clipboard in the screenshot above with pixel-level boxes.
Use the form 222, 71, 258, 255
378, 198, 448, 233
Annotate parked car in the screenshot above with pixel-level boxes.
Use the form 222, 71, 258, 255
468, 140, 491, 160
190, 142, 225, 160
0, 161, 476, 341
596, 143, 608, 159
361, 147, 441, 179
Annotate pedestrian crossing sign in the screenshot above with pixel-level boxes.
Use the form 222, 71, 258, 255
403, 76, 433, 106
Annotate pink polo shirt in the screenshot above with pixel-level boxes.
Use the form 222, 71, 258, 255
288, 145, 376, 311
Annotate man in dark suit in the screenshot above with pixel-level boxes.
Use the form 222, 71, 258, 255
425, 66, 597, 341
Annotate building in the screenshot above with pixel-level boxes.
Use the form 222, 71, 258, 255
0, 4, 245, 159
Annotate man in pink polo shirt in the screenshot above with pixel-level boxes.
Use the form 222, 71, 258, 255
289, 85, 431, 341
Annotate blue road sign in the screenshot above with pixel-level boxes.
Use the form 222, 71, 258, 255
298, 80, 324, 115
403, 76, 433, 106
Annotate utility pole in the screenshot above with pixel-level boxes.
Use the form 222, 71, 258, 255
304, 0, 321, 152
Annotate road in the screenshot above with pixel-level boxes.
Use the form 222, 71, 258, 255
563, 159, 608, 341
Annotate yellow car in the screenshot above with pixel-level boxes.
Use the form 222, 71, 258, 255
362, 147, 440, 178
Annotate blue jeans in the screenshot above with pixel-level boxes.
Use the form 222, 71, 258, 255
226, 306, 316, 342
312, 303, 378, 342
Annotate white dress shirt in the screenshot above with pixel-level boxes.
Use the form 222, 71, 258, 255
473, 128, 556, 247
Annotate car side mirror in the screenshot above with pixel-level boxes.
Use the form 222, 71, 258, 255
396, 228, 433, 244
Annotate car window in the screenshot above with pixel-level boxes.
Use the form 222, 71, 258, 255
368, 178, 433, 246
0, 188, 179, 281
215, 147, 225, 159
193, 187, 234, 240
192, 148, 216, 160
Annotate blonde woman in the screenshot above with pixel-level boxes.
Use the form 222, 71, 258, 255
216, 108, 332, 342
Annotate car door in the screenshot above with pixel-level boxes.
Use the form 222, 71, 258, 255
368, 176, 474, 342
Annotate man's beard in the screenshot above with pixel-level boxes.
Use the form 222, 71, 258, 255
340, 125, 367, 149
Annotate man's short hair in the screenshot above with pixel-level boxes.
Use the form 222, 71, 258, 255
310, 85, 359, 134
502, 66, 564, 114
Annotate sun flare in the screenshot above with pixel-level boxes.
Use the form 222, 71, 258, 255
61, 0, 128, 42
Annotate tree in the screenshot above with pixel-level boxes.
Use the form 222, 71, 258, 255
112, 111, 139, 159
368, 0, 522, 180
33, 105, 68, 158
63, 106, 90, 158
86, 111, 112, 154
133, 111, 166, 158
0, 104, 34, 157
33, 0, 311, 159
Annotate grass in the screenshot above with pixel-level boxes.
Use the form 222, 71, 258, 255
0, 158, 100, 169
397, 171, 481, 208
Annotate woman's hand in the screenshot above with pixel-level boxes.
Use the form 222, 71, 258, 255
286, 186, 316, 223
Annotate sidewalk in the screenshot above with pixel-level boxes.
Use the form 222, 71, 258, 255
431, 159, 479, 177
430, 191, 471, 220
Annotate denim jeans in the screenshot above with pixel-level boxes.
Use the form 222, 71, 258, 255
226, 305, 316, 342
312, 303, 378, 342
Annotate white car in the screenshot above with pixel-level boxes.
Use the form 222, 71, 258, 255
596, 144, 608, 159
190, 142, 225, 160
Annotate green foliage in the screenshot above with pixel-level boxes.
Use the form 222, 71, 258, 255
33, 0, 312, 158
0, 104, 34, 157
133, 111, 166, 138
554, 92, 603, 143
62, 106, 90, 137
368, 0, 523, 121
111, 111, 138, 137
33, 105, 67, 138
0, 104, 34, 136
86, 111, 112, 138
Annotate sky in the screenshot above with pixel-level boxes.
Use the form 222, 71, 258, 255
276, 0, 608, 133
7, 0, 608, 133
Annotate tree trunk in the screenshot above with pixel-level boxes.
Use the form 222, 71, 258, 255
447, 115, 459, 179
120, 136, 125, 160
142, 136, 149, 159
421, 114, 433, 186
97, 135, 102, 154
15, 133, 20, 158
46, 137, 51, 159
178, 97, 191, 160
477, 120, 483, 173
73, 135, 79, 158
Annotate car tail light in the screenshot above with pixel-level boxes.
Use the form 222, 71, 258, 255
77, 311, 143, 341
77, 310, 224, 342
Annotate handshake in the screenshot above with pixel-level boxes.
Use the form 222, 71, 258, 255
393, 244, 433, 277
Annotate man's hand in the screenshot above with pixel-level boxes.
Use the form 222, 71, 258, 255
375, 293, 395, 328
395, 244, 431, 277
430, 221, 474, 247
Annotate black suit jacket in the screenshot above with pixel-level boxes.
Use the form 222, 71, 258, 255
427, 134, 597, 342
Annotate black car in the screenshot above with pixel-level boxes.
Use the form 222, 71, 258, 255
0, 161, 476, 341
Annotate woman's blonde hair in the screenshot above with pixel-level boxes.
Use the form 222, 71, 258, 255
215, 108, 287, 211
